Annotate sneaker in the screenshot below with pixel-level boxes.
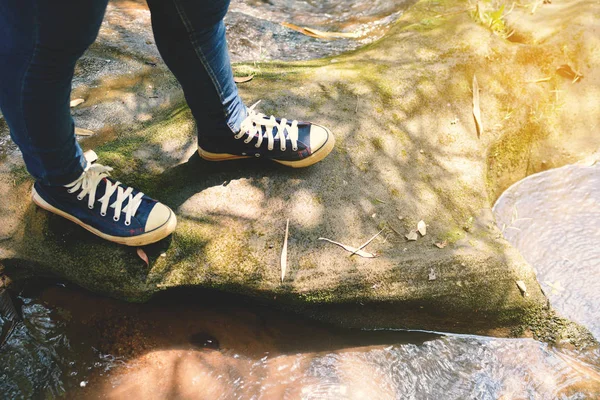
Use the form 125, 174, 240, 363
31, 160, 177, 246
198, 101, 335, 168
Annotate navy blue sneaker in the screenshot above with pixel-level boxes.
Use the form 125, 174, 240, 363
32, 159, 177, 246
198, 101, 335, 168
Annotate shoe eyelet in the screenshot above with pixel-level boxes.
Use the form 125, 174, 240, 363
77, 195, 83, 201
255, 144, 260, 148
292, 146, 298, 151
113, 216, 119, 222
100, 212, 106, 217
268, 146, 273, 151
254, 153, 261, 158
88, 204, 93, 209
124, 220, 131, 226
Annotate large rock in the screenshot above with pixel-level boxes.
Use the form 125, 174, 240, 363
1, 0, 599, 338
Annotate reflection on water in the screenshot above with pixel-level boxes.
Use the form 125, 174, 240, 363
0, 287, 124, 398
1, 283, 599, 399
494, 164, 600, 339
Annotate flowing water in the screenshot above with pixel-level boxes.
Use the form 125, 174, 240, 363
1, 282, 599, 399
493, 163, 600, 340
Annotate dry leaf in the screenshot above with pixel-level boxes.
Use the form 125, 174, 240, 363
350, 228, 385, 257
405, 230, 418, 241
417, 220, 427, 236
281, 22, 359, 40
234, 75, 254, 83
75, 127, 94, 136
472, 75, 483, 137
303, 27, 360, 39
281, 219, 289, 282
556, 64, 583, 83
318, 237, 376, 258
434, 240, 448, 249
136, 248, 149, 267
281, 22, 320, 38
428, 268, 437, 281
70, 98, 85, 108
516, 280, 528, 297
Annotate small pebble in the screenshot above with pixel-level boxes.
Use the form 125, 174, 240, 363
80, 381, 87, 388
428, 268, 437, 281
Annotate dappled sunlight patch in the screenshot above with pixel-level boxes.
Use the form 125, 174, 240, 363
178, 179, 267, 221
289, 189, 324, 229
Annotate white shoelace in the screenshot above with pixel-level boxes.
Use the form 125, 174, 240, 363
65, 163, 144, 226
236, 101, 299, 152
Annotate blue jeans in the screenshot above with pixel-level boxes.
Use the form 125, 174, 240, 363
0, 0, 246, 186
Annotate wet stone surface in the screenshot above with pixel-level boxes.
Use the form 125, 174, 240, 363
226, 0, 413, 62
1, 0, 600, 344
0, 283, 599, 399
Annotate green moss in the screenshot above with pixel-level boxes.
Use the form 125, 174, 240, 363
371, 137, 384, 151
439, 229, 464, 244
10, 165, 31, 186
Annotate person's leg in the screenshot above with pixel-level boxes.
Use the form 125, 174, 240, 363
145, 0, 245, 137
0, 0, 177, 245
0, 0, 108, 185
147, 0, 334, 168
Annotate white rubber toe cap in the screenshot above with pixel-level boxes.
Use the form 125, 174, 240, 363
309, 124, 330, 151
145, 203, 173, 232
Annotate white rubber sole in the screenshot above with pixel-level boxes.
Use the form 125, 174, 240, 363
198, 126, 336, 168
32, 187, 177, 246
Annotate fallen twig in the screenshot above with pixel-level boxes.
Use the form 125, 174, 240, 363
350, 228, 385, 257
472, 75, 483, 137
318, 237, 376, 258
281, 219, 289, 282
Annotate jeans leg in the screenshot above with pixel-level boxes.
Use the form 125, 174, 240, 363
146, 0, 246, 138
0, 0, 108, 186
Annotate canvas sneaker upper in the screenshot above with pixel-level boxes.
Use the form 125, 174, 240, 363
198, 101, 334, 168
32, 162, 176, 245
